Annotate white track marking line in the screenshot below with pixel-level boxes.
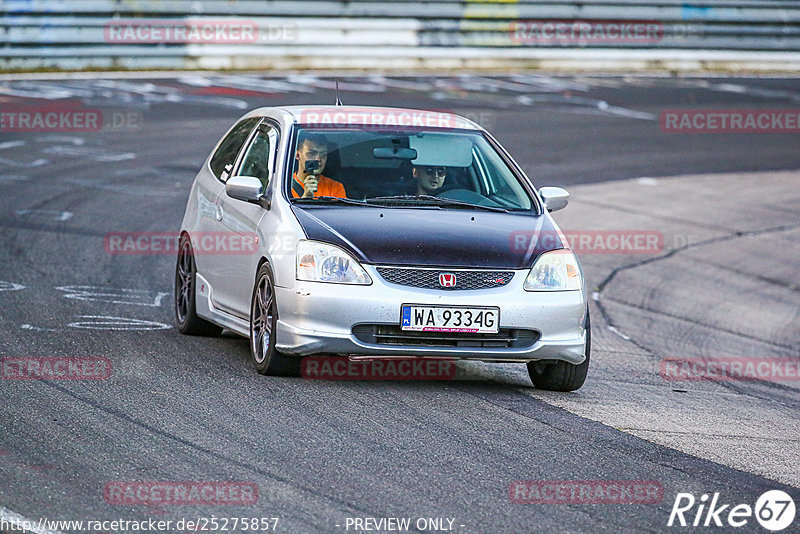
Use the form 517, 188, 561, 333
67, 315, 171, 331
55, 286, 169, 307
15, 210, 73, 222
366, 75, 432, 91
0, 281, 26, 291
608, 325, 631, 341
509, 74, 592, 92
20, 324, 60, 332
286, 75, 386, 93
0, 141, 26, 150
34, 136, 85, 146
683, 79, 800, 102
178, 74, 313, 94
0, 156, 48, 168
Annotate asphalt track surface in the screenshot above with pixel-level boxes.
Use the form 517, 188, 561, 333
0, 74, 798, 534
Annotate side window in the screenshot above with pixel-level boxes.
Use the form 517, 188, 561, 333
238, 124, 279, 190
209, 117, 259, 181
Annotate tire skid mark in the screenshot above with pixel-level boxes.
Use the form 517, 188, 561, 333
678, 254, 800, 292
594, 222, 800, 348
593, 223, 800, 407
601, 295, 799, 355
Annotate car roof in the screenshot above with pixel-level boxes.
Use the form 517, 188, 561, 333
245, 105, 483, 131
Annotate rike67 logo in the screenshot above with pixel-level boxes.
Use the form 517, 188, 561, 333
668, 490, 795, 531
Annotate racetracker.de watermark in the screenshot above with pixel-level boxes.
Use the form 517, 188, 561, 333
509, 480, 664, 504
661, 109, 800, 133
0, 105, 142, 132
103, 481, 258, 506
104, 232, 258, 256
660, 358, 800, 382
510, 20, 664, 44
0, 517, 279, 533
510, 230, 664, 255
301, 357, 457, 381
431, 108, 497, 130
104, 19, 297, 44
297, 107, 471, 131
1, 357, 111, 380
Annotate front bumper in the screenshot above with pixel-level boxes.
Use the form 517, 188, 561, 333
274, 266, 588, 364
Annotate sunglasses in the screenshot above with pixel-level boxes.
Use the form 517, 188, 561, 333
421, 166, 447, 177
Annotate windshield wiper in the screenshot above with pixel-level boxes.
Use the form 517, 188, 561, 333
365, 194, 509, 213
293, 196, 373, 207
416, 195, 509, 212
363, 195, 417, 203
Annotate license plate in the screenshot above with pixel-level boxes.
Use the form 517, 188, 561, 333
400, 305, 500, 334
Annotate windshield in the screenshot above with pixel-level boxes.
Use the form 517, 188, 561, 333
287, 128, 534, 211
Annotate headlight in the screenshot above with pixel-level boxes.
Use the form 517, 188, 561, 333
296, 240, 371, 285
524, 250, 582, 291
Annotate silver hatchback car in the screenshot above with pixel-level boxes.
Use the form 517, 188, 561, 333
176, 106, 590, 390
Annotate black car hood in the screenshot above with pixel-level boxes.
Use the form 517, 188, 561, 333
290, 206, 565, 269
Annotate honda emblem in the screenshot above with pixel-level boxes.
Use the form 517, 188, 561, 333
439, 273, 457, 288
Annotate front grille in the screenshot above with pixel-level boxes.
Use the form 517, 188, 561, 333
376, 267, 514, 290
353, 324, 539, 348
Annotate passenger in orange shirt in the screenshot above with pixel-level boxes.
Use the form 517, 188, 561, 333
292, 132, 347, 199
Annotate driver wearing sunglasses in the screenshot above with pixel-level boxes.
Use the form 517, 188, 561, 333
412, 165, 447, 196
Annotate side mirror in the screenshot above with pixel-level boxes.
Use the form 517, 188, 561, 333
226, 176, 264, 203
539, 186, 569, 212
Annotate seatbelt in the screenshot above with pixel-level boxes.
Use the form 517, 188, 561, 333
292, 175, 306, 198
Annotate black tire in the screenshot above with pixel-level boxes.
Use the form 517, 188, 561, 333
528, 311, 591, 392
175, 237, 223, 336
250, 264, 299, 376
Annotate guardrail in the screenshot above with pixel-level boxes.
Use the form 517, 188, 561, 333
2, 1, 800, 71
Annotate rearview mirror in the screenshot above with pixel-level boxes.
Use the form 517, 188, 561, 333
373, 147, 417, 160
539, 186, 569, 212
226, 176, 263, 203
